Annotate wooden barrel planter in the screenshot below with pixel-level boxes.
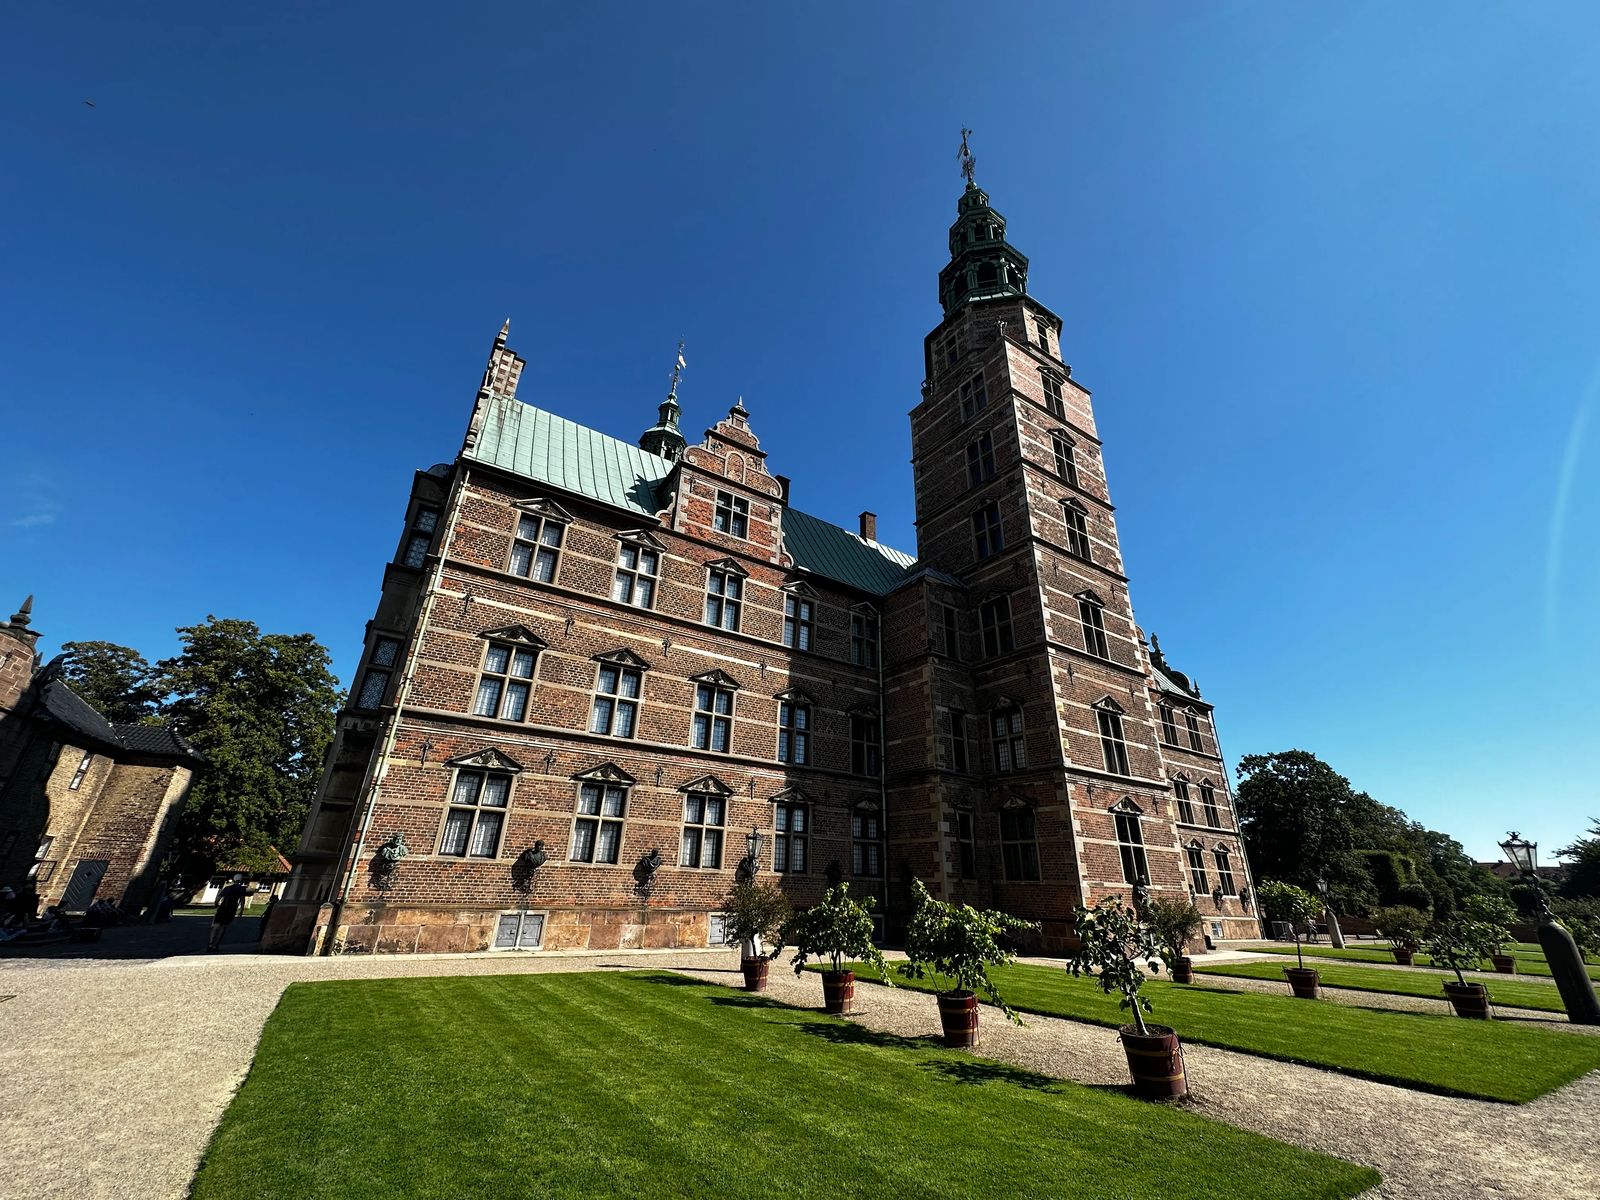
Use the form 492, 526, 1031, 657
1284, 966, 1321, 999
1120, 1025, 1188, 1100
937, 990, 980, 1048
1391, 947, 1415, 965
1491, 954, 1517, 975
1443, 981, 1491, 1019
1170, 956, 1194, 984
821, 970, 856, 1015
740, 957, 770, 992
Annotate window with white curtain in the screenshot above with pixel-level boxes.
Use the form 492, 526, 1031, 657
472, 641, 537, 721
439, 770, 510, 858
571, 782, 627, 864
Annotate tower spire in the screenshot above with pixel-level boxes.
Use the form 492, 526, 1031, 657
640, 341, 688, 461
937, 137, 1029, 315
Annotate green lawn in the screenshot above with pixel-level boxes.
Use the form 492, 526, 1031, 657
191, 972, 1377, 1200
836, 962, 1600, 1103
1195, 960, 1567, 1014
1248, 943, 1600, 981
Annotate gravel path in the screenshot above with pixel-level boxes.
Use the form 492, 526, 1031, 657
675, 961, 1600, 1200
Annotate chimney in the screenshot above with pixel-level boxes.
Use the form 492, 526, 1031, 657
859, 512, 877, 541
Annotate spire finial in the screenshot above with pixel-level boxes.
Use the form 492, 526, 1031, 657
958, 127, 976, 188
496, 318, 510, 345
667, 340, 686, 400
10, 595, 33, 627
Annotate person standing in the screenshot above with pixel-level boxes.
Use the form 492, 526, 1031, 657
208, 874, 249, 951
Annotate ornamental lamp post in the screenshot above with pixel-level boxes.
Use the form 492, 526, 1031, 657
1317, 877, 1346, 949
1500, 830, 1600, 1025
735, 827, 765, 884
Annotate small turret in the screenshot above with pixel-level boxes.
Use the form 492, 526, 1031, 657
640, 342, 689, 461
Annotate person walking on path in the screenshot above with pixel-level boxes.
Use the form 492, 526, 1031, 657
208, 875, 250, 952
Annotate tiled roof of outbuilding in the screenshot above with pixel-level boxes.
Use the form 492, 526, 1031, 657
113, 723, 204, 762
30, 659, 205, 764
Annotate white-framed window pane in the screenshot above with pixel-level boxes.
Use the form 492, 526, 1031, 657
705, 796, 724, 825
517, 516, 539, 541
534, 548, 558, 582
591, 696, 614, 734
510, 649, 536, 678
703, 828, 723, 869
619, 670, 640, 699
613, 573, 633, 602
540, 523, 563, 548
484, 645, 510, 674
509, 542, 533, 576
682, 828, 701, 867
693, 713, 709, 748
711, 719, 729, 752
636, 577, 655, 607
685, 794, 704, 824
577, 784, 601, 815
502, 682, 529, 721
598, 664, 619, 694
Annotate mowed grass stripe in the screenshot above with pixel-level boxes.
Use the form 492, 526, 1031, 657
1247, 943, 1600, 981
191, 971, 1377, 1200
835, 961, 1600, 1103
1195, 959, 1568, 1013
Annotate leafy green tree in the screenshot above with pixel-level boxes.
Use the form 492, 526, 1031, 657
59, 640, 164, 724
154, 617, 340, 885
1067, 895, 1167, 1035
1557, 819, 1600, 899
899, 878, 1037, 1021
1234, 751, 1376, 913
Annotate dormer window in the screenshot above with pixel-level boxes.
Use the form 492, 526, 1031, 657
714, 491, 749, 539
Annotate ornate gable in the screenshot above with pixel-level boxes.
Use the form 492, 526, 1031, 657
773, 687, 814, 705
770, 787, 807, 805
573, 762, 636, 785
444, 748, 524, 773
1074, 589, 1106, 608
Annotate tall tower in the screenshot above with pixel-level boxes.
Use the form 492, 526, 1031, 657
895, 157, 1250, 948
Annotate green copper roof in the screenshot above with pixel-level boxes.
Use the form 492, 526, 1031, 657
462, 397, 917, 594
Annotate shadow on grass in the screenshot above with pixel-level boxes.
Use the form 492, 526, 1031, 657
793, 1018, 936, 1052
627, 971, 708, 987
920, 1058, 1062, 1093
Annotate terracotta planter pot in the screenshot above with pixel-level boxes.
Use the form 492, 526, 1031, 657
1443, 981, 1490, 1019
1391, 947, 1415, 966
1491, 954, 1517, 975
1170, 956, 1194, 984
1284, 966, 1321, 999
821, 970, 855, 1015
740, 957, 770, 992
937, 990, 980, 1048
1120, 1024, 1187, 1100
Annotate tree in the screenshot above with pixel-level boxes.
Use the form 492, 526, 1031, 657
1557, 819, 1600, 899
153, 617, 340, 885
1234, 751, 1376, 913
59, 640, 164, 724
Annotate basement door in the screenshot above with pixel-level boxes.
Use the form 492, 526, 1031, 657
60, 858, 109, 912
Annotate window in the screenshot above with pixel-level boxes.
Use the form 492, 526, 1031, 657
850, 610, 880, 668
774, 801, 808, 873
1000, 806, 1040, 881
783, 594, 814, 650
571, 782, 626, 864
1035, 321, 1050, 352
493, 911, 545, 950
949, 708, 970, 773
992, 706, 1026, 772
1201, 781, 1222, 828
972, 502, 1004, 559
1052, 432, 1078, 487
966, 431, 995, 487
692, 682, 735, 752
708, 913, 732, 945
401, 506, 440, 569
1186, 711, 1204, 752
1041, 371, 1065, 418
67, 751, 93, 791
714, 490, 750, 538
590, 662, 641, 737
510, 512, 565, 582
1159, 705, 1178, 745
705, 567, 743, 631
681, 792, 726, 869
852, 808, 882, 877
440, 771, 510, 858
613, 543, 659, 608
958, 372, 988, 421
1115, 809, 1149, 885
1062, 501, 1091, 560
850, 712, 881, 776
355, 636, 402, 710
979, 595, 1014, 657
777, 698, 810, 764
1214, 847, 1238, 895
1173, 777, 1196, 824
1096, 704, 1130, 775
934, 331, 961, 371
1186, 843, 1209, 894
939, 603, 960, 659
473, 641, 537, 721
1077, 595, 1108, 659
956, 811, 977, 878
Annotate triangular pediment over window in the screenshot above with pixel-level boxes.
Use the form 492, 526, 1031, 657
1073, 589, 1106, 608
780, 579, 818, 597
770, 787, 807, 805
689, 668, 742, 690
1092, 696, 1125, 714
616, 528, 667, 550
1213, 842, 1232, 854
1000, 794, 1031, 811
773, 688, 814, 705
444, 748, 524, 773
1185, 838, 1205, 851
513, 497, 576, 523
1110, 796, 1143, 814
678, 774, 734, 796
573, 762, 636, 785
593, 648, 651, 670
478, 624, 548, 648
1063, 497, 1089, 514
704, 557, 750, 577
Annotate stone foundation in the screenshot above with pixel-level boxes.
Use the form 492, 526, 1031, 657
301, 902, 715, 956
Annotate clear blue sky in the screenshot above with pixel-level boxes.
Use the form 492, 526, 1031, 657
4, 4, 1597, 862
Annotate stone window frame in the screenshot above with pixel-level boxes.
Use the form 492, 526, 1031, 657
436, 748, 523, 860
851, 801, 883, 878
1213, 844, 1238, 895
612, 530, 665, 610
990, 701, 1026, 773
1111, 797, 1149, 886
1040, 370, 1066, 419
704, 559, 748, 632
400, 504, 442, 570
971, 500, 1004, 560
354, 633, 404, 711
781, 582, 817, 651
948, 706, 971, 773
678, 775, 732, 871
470, 626, 546, 723
775, 689, 812, 765
956, 808, 978, 879
569, 763, 634, 866
978, 593, 1014, 658
1185, 710, 1205, 752
1062, 498, 1092, 562
1075, 590, 1109, 660
937, 602, 961, 660
965, 430, 995, 488
1172, 774, 1196, 825
491, 910, 546, 951
1184, 839, 1210, 894
999, 797, 1040, 882
1093, 697, 1131, 777
958, 370, 988, 422
690, 669, 740, 754
1200, 780, 1223, 829
508, 498, 573, 584
849, 708, 881, 777
713, 489, 750, 539
849, 604, 880, 669
588, 649, 649, 739
1051, 431, 1078, 488
1158, 703, 1179, 746
67, 750, 94, 791
771, 789, 809, 874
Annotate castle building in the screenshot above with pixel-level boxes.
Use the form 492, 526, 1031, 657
267, 171, 1255, 956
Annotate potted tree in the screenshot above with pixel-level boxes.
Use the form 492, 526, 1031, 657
785, 884, 890, 1015
1068, 895, 1185, 1099
719, 880, 791, 991
1464, 895, 1519, 974
1369, 904, 1430, 966
1258, 881, 1324, 998
1144, 895, 1205, 984
1425, 914, 1500, 1018
899, 879, 1037, 1047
